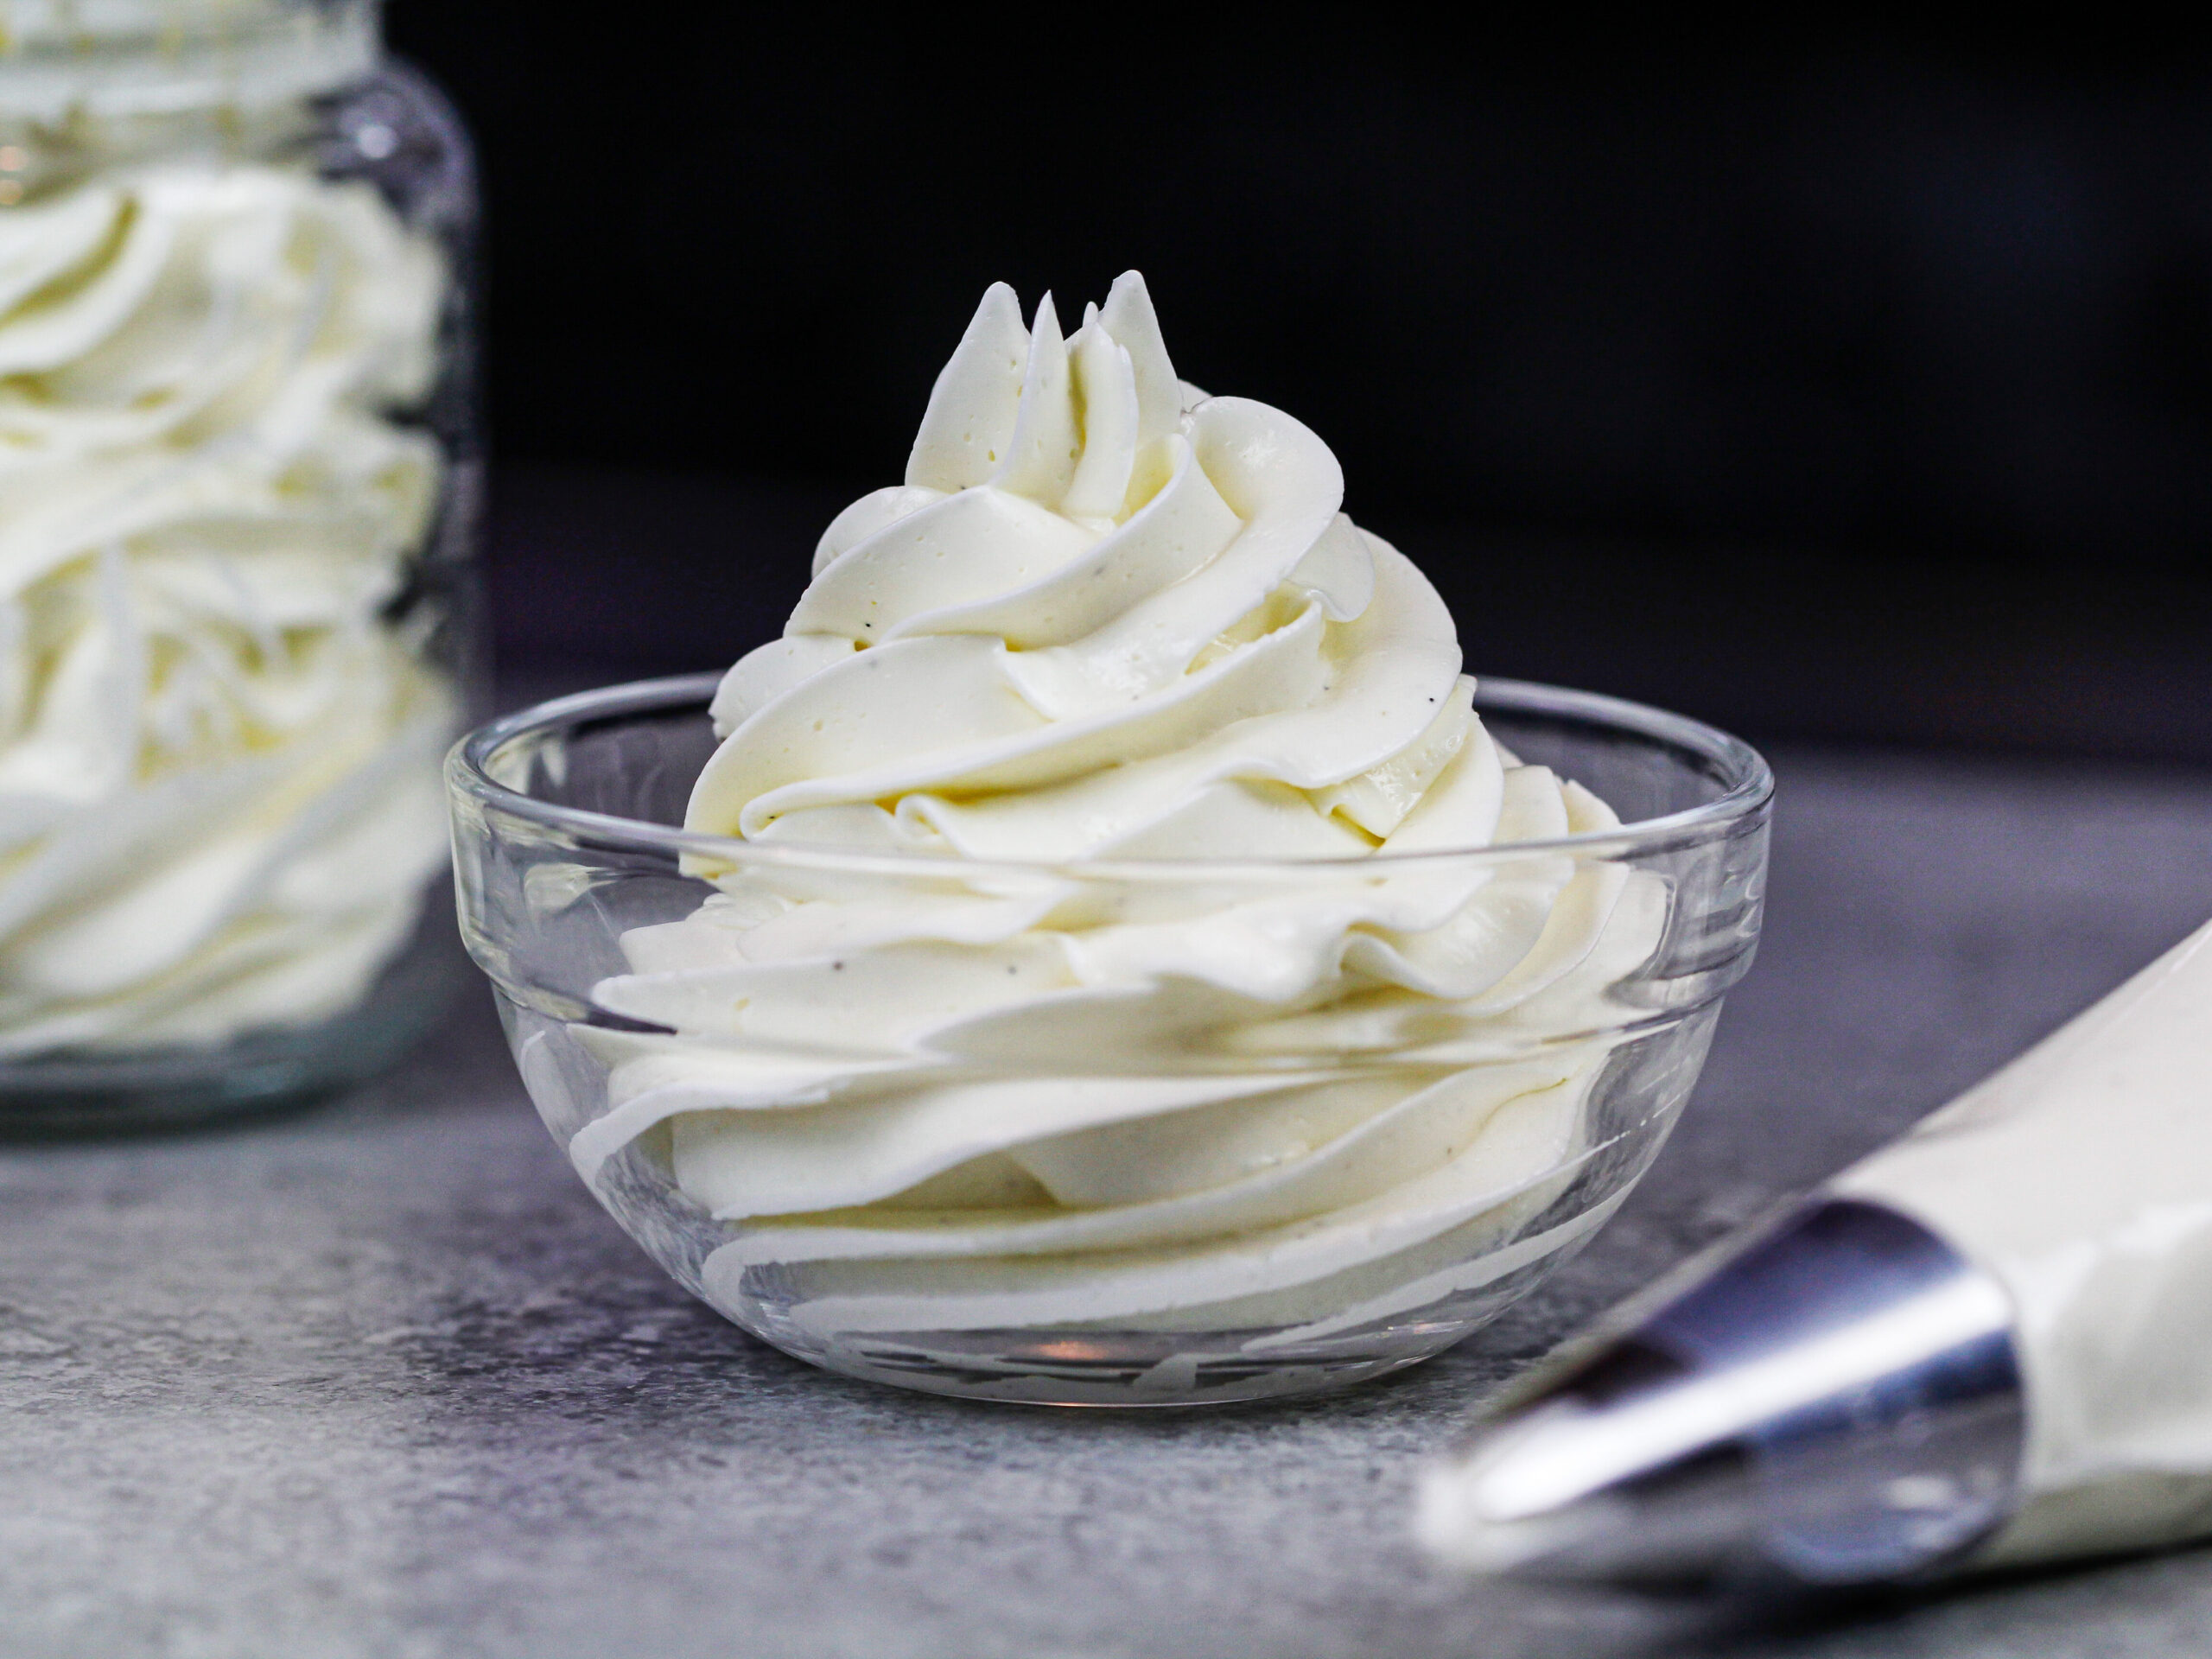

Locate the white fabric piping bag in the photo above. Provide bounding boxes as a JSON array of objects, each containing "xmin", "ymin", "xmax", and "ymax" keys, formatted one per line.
[{"xmin": 1419, "ymin": 916, "xmax": 2212, "ymax": 1586}]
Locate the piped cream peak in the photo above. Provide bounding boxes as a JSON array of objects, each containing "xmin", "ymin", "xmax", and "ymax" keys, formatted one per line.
[
  {"xmin": 692, "ymin": 271, "xmax": 1455, "ymax": 854},
  {"xmin": 905, "ymin": 273, "xmax": 1185, "ymax": 527}
]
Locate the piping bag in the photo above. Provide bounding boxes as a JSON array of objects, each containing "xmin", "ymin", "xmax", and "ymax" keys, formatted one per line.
[{"xmin": 1419, "ymin": 915, "xmax": 2212, "ymax": 1587}]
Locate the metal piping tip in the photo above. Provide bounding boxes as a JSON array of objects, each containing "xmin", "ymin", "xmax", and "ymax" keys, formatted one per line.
[{"xmin": 1419, "ymin": 1198, "xmax": 2025, "ymax": 1588}]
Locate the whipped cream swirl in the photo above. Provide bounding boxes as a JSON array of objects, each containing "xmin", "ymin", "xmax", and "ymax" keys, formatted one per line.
[
  {"xmin": 581, "ymin": 275, "xmax": 1665, "ymax": 1342},
  {"xmin": 0, "ymin": 162, "xmax": 453, "ymax": 1057}
]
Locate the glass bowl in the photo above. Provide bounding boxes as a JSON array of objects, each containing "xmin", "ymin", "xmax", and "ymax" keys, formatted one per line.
[{"xmin": 448, "ymin": 674, "xmax": 1770, "ymax": 1406}]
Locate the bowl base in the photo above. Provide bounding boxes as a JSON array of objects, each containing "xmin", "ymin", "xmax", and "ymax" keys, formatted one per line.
[
  {"xmin": 710, "ymin": 1253, "xmax": 1578, "ymax": 1407},
  {"xmin": 803, "ymin": 1330, "xmax": 1454, "ymax": 1408}
]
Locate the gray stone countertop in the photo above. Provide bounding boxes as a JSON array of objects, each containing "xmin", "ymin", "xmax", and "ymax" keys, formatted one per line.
[{"xmin": 5, "ymin": 741, "xmax": 2212, "ymax": 1659}]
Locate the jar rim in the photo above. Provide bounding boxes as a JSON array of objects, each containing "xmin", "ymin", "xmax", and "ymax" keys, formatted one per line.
[
  {"xmin": 0, "ymin": 0, "xmax": 377, "ymax": 123},
  {"xmin": 448, "ymin": 672, "xmax": 1775, "ymax": 880}
]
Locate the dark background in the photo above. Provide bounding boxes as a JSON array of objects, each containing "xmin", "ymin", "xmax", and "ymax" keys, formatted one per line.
[{"xmin": 389, "ymin": 9, "xmax": 2212, "ymax": 760}]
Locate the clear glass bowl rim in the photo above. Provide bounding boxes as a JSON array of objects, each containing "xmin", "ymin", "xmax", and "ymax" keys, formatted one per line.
[{"xmin": 448, "ymin": 672, "xmax": 1773, "ymax": 881}]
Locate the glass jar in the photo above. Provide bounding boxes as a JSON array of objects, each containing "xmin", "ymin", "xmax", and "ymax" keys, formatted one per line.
[
  {"xmin": 0, "ymin": 1, "xmax": 479, "ymax": 1130},
  {"xmin": 450, "ymin": 676, "xmax": 1771, "ymax": 1407}
]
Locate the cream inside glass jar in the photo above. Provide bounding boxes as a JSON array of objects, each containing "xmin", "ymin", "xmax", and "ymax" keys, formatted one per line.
[{"xmin": 0, "ymin": 0, "xmax": 479, "ymax": 1126}]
